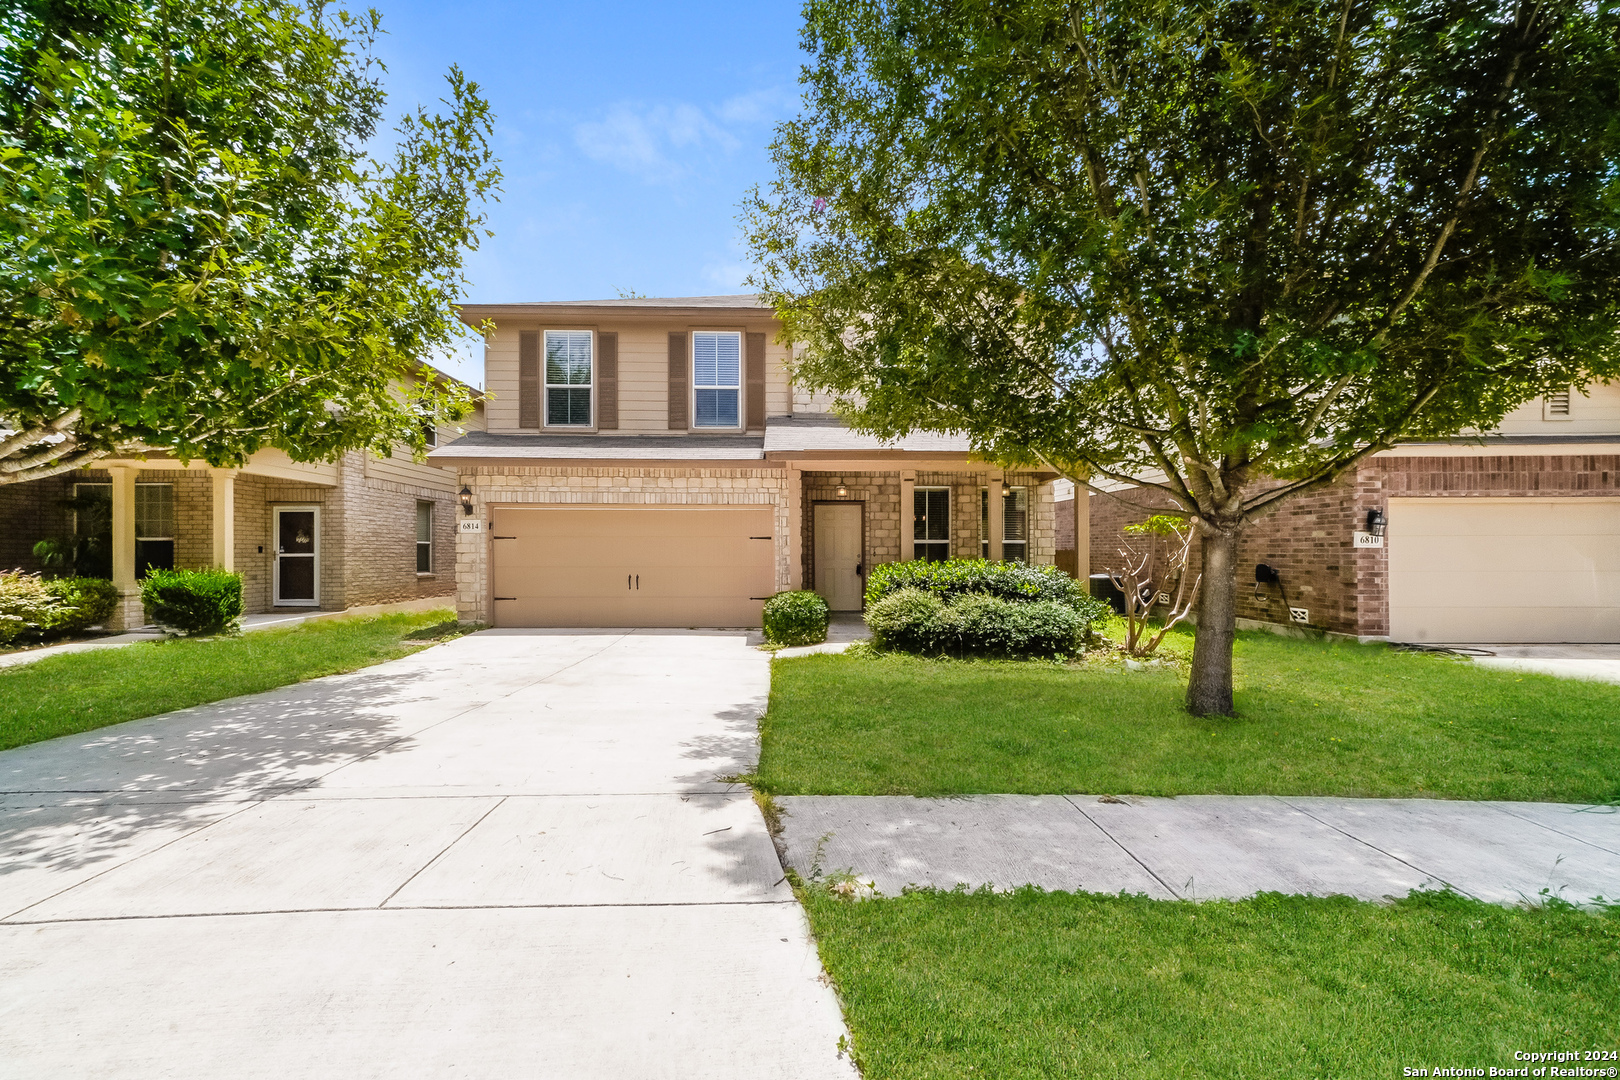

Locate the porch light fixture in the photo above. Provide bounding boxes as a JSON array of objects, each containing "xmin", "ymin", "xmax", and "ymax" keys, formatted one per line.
[
  {"xmin": 459, "ymin": 485, "xmax": 474, "ymax": 516},
  {"xmin": 835, "ymin": 479, "xmax": 848, "ymax": 498},
  {"xmin": 1365, "ymin": 508, "xmax": 1387, "ymax": 538}
]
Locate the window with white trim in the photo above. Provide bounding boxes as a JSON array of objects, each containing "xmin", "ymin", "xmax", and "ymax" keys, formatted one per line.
[
  {"xmin": 692, "ymin": 331, "xmax": 741, "ymax": 428},
  {"xmin": 415, "ymin": 501, "xmax": 433, "ymax": 573},
  {"xmin": 135, "ymin": 482, "xmax": 175, "ymax": 575},
  {"xmin": 913, "ymin": 487, "xmax": 950, "ymax": 562},
  {"xmin": 980, "ymin": 486, "xmax": 1029, "ymax": 563},
  {"xmin": 544, "ymin": 330, "xmax": 593, "ymax": 426}
]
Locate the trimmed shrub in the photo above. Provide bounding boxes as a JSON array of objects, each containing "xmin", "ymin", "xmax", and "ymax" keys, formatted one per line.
[
  {"xmin": 763, "ymin": 590, "xmax": 831, "ymax": 646},
  {"xmin": 42, "ymin": 577, "xmax": 120, "ymax": 634},
  {"xmin": 140, "ymin": 568, "xmax": 244, "ymax": 636},
  {"xmin": 865, "ymin": 587, "xmax": 949, "ymax": 653},
  {"xmin": 944, "ymin": 594, "xmax": 1085, "ymax": 657},
  {"xmin": 866, "ymin": 558, "xmax": 1095, "ymax": 610},
  {"xmin": 0, "ymin": 572, "xmax": 55, "ymax": 647}
]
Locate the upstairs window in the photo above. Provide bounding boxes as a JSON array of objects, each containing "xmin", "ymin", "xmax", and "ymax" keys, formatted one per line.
[
  {"xmin": 692, "ymin": 331, "xmax": 741, "ymax": 428},
  {"xmin": 545, "ymin": 330, "xmax": 593, "ymax": 426},
  {"xmin": 913, "ymin": 487, "xmax": 950, "ymax": 562}
]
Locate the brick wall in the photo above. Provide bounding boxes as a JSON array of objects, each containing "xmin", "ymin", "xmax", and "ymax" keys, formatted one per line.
[
  {"xmin": 1091, "ymin": 453, "xmax": 1620, "ymax": 638},
  {"xmin": 1055, "ymin": 496, "xmax": 1075, "ymax": 550},
  {"xmin": 452, "ymin": 465, "xmax": 791, "ymax": 624},
  {"xmin": 0, "ymin": 473, "xmax": 78, "ymax": 572},
  {"xmin": 336, "ymin": 449, "xmax": 459, "ymax": 610}
]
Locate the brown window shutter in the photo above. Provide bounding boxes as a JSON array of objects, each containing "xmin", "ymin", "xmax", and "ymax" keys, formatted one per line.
[
  {"xmin": 518, "ymin": 331, "xmax": 540, "ymax": 429},
  {"xmin": 597, "ymin": 331, "xmax": 619, "ymax": 430},
  {"xmin": 667, "ymin": 332, "xmax": 688, "ymax": 430},
  {"xmin": 745, "ymin": 332, "xmax": 766, "ymax": 430}
]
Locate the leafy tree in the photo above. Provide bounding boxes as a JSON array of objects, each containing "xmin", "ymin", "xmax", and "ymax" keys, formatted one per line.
[
  {"xmin": 0, "ymin": 0, "xmax": 498, "ymax": 485},
  {"xmin": 746, "ymin": 0, "xmax": 1620, "ymax": 714}
]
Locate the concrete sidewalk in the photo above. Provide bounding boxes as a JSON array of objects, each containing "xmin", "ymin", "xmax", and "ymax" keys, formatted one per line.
[
  {"xmin": 0, "ymin": 630, "xmax": 854, "ymax": 1079},
  {"xmin": 777, "ymin": 794, "xmax": 1620, "ymax": 905},
  {"xmin": 0, "ymin": 596, "xmax": 453, "ymax": 671}
]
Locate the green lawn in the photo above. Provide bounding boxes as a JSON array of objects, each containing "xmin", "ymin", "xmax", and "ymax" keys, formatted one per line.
[
  {"xmin": 803, "ymin": 888, "xmax": 1620, "ymax": 1080},
  {"xmin": 757, "ymin": 629, "xmax": 1620, "ymax": 802},
  {"xmin": 0, "ymin": 610, "xmax": 466, "ymax": 752}
]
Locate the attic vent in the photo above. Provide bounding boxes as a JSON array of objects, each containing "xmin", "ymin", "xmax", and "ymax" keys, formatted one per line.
[{"xmin": 1546, "ymin": 388, "xmax": 1572, "ymax": 416}]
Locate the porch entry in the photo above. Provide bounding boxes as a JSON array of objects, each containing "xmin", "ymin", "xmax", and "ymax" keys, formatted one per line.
[
  {"xmin": 274, "ymin": 506, "xmax": 319, "ymax": 606},
  {"xmin": 813, "ymin": 502, "xmax": 864, "ymax": 611}
]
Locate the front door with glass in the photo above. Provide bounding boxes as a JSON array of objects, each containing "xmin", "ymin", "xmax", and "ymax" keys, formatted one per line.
[{"xmin": 274, "ymin": 508, "xmax": 319, "ymax": 606}]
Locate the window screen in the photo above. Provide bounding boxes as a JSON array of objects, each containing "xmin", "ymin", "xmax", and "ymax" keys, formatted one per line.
[
  {"xmin": 692, "ymin": 331, "xmax": 741, "ymax": 428},
  {"xmin": 914, "ymin": 488, "xmax": 950, "ymax": 562},
  {"xmin": 545, "ymin": 330, "xmax": 593, "ymax": 426},
  {"xmin": 415, "ymin": 501, "xmax": 433, "ymax": 573}
]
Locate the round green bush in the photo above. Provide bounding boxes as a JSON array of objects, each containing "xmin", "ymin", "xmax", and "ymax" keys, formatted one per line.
[
  {"xmin": 865, "ymin": 558, "xmax": 1098, "ymax": 611},
  {"xmin": 140, "ymin": 568, "xmax": 244, "ymax": 636},
  {"xmin": 865, "ymin": 587, "xmax": 948, "ymax": 653},
  {"xmin": 762, "ymin": 590, "xmax": 830, "ymax": 646},
  {"xmin": 43, "ymin": 577, "xmax": 120, "ymax": 633}
]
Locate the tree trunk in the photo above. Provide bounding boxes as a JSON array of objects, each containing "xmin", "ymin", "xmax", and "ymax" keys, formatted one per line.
[{"xmin": 1186, "ymin": 526, "xmax": 1239, "ymax": 716}]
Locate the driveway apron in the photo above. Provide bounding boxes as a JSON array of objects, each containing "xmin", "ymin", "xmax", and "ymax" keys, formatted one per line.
[{"xmin": 0, "ymin": 629, "xmax": 855, "ymax": 1080}]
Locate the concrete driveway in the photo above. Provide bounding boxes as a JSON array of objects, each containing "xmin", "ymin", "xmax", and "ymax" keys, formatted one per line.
[{"xmin": 0, "ymin": 630, "xmax": 855, "ymax": 1080}]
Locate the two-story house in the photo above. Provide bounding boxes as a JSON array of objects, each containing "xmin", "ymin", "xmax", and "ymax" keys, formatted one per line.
[{"xmin": 431, "ymin": 295, "xmax": 1066, "ymax": 627}]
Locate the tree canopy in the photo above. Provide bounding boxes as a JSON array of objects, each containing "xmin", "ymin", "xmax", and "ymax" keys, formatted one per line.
[
  {"xmin": 0, "ymin": 0, "xmax": 499, "ymax": 484},
  {"xmin": 746, "ymin": 0, "xmax": 1620, "ymax": 713}
]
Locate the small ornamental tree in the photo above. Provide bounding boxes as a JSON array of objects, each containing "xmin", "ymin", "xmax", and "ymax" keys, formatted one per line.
[
  {"xmin": 746, "ymin": 0, "xmax": 1620, "ymax": 714},
  {"xmin": 0, "ymin": 0, "xmax": 499, "ymax": 484}
]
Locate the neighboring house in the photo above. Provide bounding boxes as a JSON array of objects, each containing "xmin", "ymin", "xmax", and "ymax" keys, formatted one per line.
[
  {"xmin": 0, "ymin": 381, "xmax": 484, "ymax": 631},
  {"xmin": 430, "ymin": 295, "xmax": 1065, "ymax": 628},
  {"xmin": 1085, "ymin": 383, "xmax": 1620, "ymax": 644}
]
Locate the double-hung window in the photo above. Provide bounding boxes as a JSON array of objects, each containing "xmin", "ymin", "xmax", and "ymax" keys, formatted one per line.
[
  {"xmin": 913, "ymin": 487, "xmax": 950, "ymax": 562},
  {"xmin": 545, "ymin": 330, "xmax": 593, "ymax": 427},
  {"xmin": 415, "ymin": 501, "xmax": 434, "ymax": 573},
  {"xmin": 135, "ymin": 483, "xmax": 175, "ymax": 575},
  {"xmin": 692, "ymin": 331, "xmax": 741, "ymax": 428},
  {"xmin": 980, "ymin": 486, "xmax": 1029, "ymax": 563}
]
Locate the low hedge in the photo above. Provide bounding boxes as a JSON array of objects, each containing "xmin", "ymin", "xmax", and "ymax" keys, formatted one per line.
[
  {"xmin": 763, "ymin": 590, "xmax": 830, "ymax": 646},
  {"xmin": 865, "ymin": 558, "xmax": 1099, "ymax": 611},
  {"xmin": 140, "ymin": 568, "xmax": 244, "ymax": 636},
  {"xmin": 866, "ymin": 587, "xmax": 1087, "ymax": 658},
  {"xmin": 0, "ymin": 573, "xmax": 122, "ymax": 647}
]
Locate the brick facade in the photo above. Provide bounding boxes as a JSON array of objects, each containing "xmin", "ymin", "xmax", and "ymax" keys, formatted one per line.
[
  {"xmin": 1090, "ymin": 452, "xmax": 1620, "ymax": 639},
  {"xmin": 0, "ymin": 449, "xmax": 458, "ymax": 618}
]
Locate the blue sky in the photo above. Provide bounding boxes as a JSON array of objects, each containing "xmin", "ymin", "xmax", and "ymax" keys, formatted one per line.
[{"xmin": 369, "ymin": 1, "xmax": 808, "ymax": 385}]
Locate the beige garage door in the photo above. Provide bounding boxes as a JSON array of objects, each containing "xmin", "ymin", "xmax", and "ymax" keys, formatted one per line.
[
  {"xmin": 1388, "ymin": 498, "xmax": 1620, "ymax": 643},
  {"xmin": 490, "ymin": 506, "xmax": 776, "ymax": 628}
]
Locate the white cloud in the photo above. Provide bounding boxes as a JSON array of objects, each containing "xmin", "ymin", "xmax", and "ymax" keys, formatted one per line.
[{"xmin": 572, "ymin": 91, "xmax": 786, "ymax": 181}]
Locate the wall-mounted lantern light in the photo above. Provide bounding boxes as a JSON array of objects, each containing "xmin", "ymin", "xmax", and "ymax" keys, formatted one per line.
[
  {"xmin": 459, "ymin": 485, "xmax": 474, "ymax": 516},
  {"xmin": 835, "ymin": 478, "xmax": 848, "ymax": 498},
  {"xmin": 1365, "ymin": 508, "xmax": 1387, "ymax": 538}
]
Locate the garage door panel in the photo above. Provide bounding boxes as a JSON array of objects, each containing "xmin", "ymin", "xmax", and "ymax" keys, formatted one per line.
[
  {"xmin": 1388, "ymin": 498, "xmax": 1620, "ymax": 643},
  {"xmin": 489, "ymin": 506, "xmax": 774, "ymax": 628}
]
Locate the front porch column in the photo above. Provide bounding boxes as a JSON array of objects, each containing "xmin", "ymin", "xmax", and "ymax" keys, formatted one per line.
[
  {"xmin": 107, "ymin": 465, "xmax": 143, "ymax": 631},
  {"xmin": 987, "ymin": 471, "xmax": 1005, "ymax": 561},
  {"xmin": 1074, "ymin": 479, "xmax": 1090, "ymax": 582},
  {"xmin": 210, "ymin": 469, "xmax": 237, "ymax": 570},
  {"xmin": 899, "ymin": 470, "xmax": 915, "ymax": 562},
  {"xmin": 786, "ymin": 465, "xmax": 803, "ymax": 590}
]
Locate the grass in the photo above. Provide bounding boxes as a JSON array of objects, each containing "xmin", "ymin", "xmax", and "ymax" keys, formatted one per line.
[
  {"xmin": 0, "ymin": 610, "xmax": 470, "ymax": 752},
  {"xmin": 757, "ymin": 625, "xmax": 1620, "ymax": 802},
  {"xmin": 802, "ymin": 887, "xmax": 1620, "ymax": 1080}
]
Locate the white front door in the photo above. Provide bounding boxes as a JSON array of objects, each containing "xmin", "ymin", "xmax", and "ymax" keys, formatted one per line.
[
  {"xmin": 814, "ymin": 502, "xmax": 864, "ymax": 611},
  {"xmin": 274, "ymin": 507, "xmax": 319, "ymax": 606}
]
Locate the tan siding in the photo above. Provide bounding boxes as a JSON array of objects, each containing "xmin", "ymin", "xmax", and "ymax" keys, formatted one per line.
[
  {"xmin": 616, "ymin": 328, "xmax": 672, "ymax": 431},
  {"xmin": 365, "ymin": 447, "xmax": 460, "ymax": 492},
  {"xmin": 1493, "ymin": 378, "xmax": 1620, "ymax": 435},
  {"xmin": 767, "ymin": 339, "xmax": 793, "ymax": 416},
  {"xmin": 484, "ymin": 329, "xmax": 521, "ymax": 431}
]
